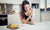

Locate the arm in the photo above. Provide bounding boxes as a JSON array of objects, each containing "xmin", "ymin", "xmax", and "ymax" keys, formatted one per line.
[
  {"xmin": 19, "ymin": 12, "xmax": 31, "ymax": 24},
  {"xmin": 31, "ymin": 11, "xmax": 35, "ymax": 24},
  {"xmin": 24, "ymin": 15, "xmax": 31, "ymax": 24}
]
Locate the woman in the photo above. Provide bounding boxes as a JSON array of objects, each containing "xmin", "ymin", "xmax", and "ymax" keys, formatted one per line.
[{"xmin": 19, "ymin": 1, "xmax": 35, "ymax": 24}]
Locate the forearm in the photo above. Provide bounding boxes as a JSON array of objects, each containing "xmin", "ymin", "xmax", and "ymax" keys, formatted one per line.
[
  {"xmin": 31, "ymin": 19, "xmax": 35, "ymax": 24},
  {"xmin": 24, "ymin": 16, "xmax": 31, "ymax": 24}
]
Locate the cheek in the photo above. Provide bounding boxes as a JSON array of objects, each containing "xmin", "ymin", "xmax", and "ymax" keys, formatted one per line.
[{"xmin": 25, "ymin": 8, "xmax": 28, "ymax": 10}]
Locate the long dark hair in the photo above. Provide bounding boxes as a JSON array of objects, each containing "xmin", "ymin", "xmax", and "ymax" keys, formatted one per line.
[{"xmin": 21, "ymin": 0, "xmax": 30, "ymax": 18}]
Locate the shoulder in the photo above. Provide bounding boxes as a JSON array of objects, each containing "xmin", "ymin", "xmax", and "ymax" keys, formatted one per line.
[{"xmin": 19, "ymin": 11, "xmax": 22, "ymax": 15}]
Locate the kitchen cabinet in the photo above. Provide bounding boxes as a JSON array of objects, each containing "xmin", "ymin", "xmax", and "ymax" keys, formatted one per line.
[{"xmin": 0, "ymin": 0, "xmax": 24, "ymax": 4}]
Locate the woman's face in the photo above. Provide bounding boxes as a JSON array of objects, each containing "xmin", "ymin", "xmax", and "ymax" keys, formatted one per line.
[{"xmin": 24, "ymin": 4, "xmax": 30, "ymax": 11}]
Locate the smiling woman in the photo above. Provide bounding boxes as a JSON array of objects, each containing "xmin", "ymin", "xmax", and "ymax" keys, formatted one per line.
[{"xmin": 19, "ymin": 0, "xmax": 35, "ymax": 24}]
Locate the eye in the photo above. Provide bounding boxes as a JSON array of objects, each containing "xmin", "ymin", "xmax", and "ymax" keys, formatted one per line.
[{"xmin": 24, "ymin": 7, "xmax": 27, "ymax": 8}]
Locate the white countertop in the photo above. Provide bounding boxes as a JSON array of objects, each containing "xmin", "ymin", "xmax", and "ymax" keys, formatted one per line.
[{"xmin": 0, "ymin": 22, "xmax": 50, "ymax": 30}]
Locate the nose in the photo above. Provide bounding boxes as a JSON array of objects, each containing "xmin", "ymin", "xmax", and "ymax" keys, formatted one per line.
[{"xmin": 27, "ymin": 7, "xmax": 30, "ymax": 10}]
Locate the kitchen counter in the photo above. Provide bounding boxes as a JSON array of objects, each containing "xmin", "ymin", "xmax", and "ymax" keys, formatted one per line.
[{"xmin": 0, "ymin": 22, "xmax": 50, "ymax": 30}]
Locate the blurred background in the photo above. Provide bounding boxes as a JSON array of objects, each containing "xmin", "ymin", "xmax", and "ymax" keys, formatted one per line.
[
  {"xmin": 0, "ymin": 0, "xmax": 50, "ymax": 30},
  {"xmin": 0, "ymin": 0, "xmax": 50, "ymax": 25}
]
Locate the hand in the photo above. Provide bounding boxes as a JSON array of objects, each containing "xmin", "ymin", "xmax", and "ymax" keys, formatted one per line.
[{"xmin": 28, "ymin": 10, "xmax": 33, "ymax": 16}]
